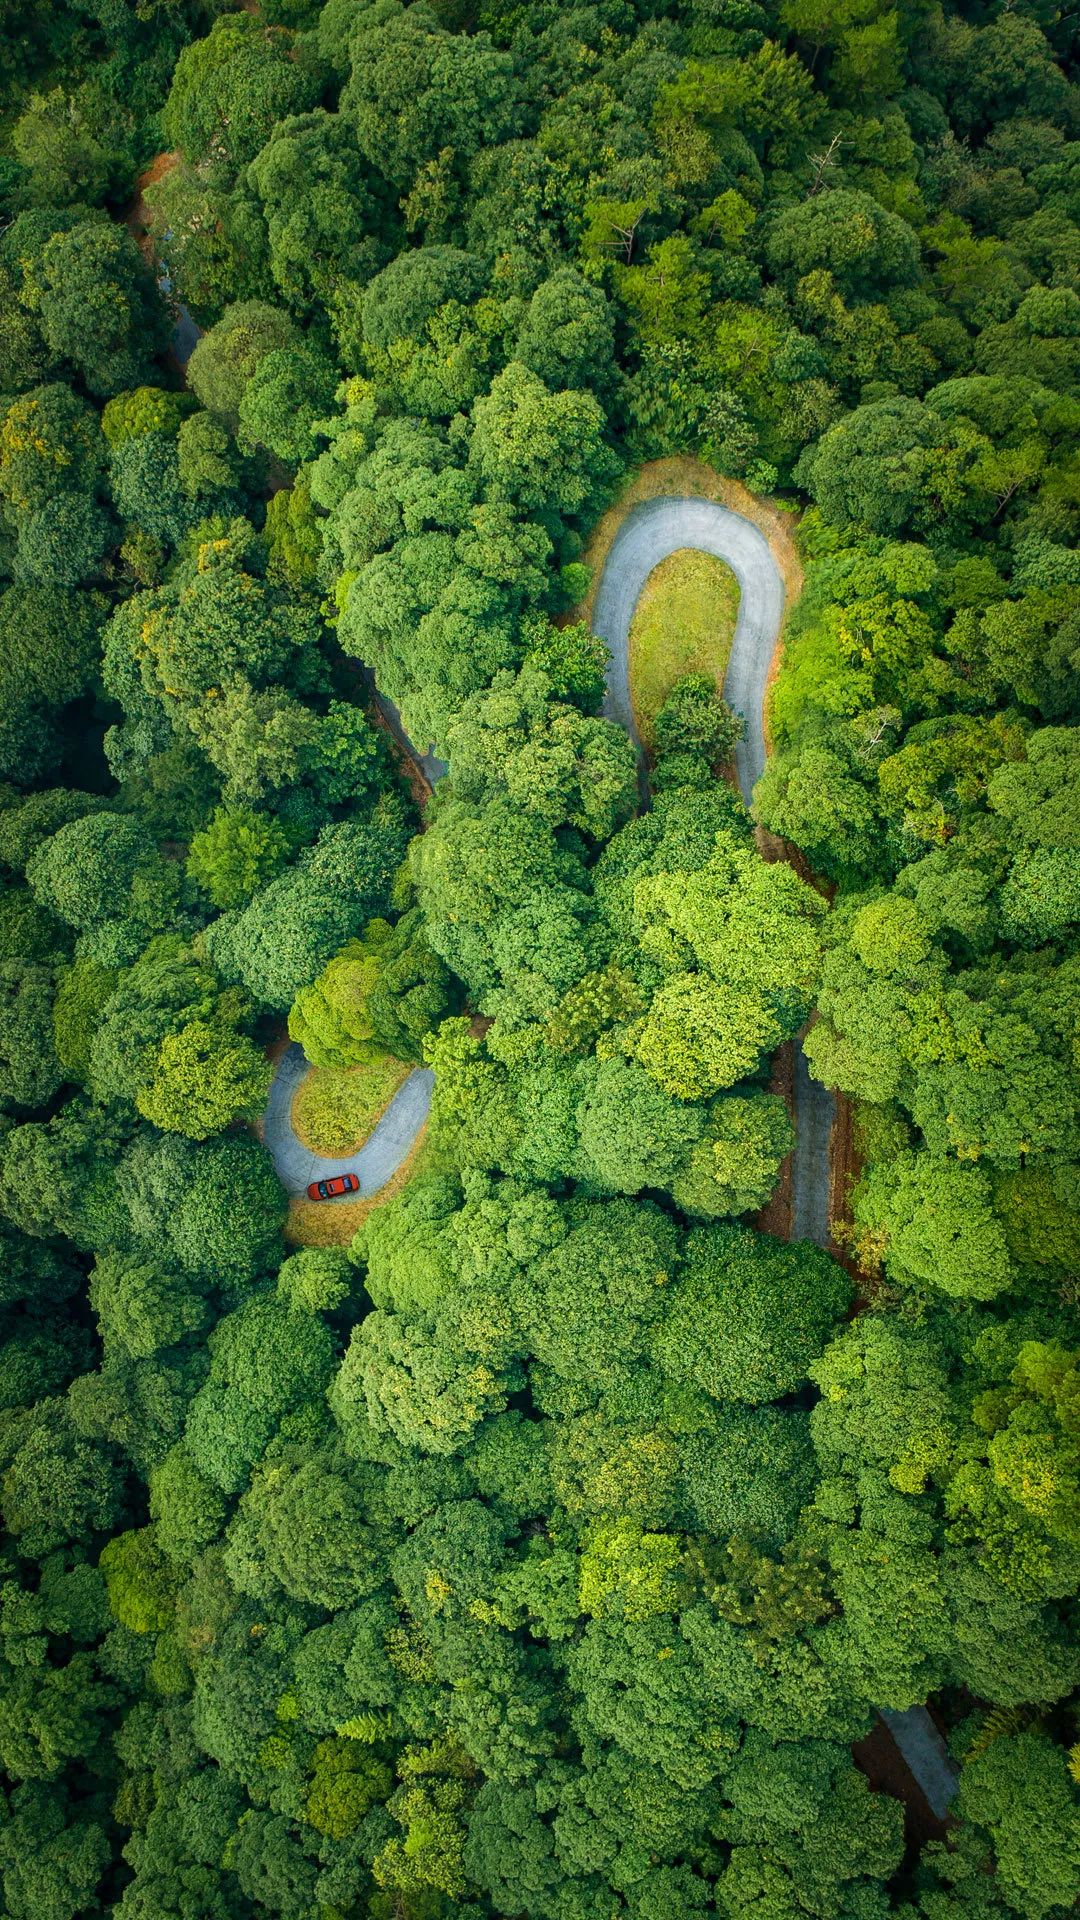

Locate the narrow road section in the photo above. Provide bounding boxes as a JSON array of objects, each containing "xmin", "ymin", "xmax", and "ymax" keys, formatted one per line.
[
  {"xmin": 593, "ymin": 500, "xmax": 956, "ymax": 1814},
  {"xmin": 264, "ymin": 494, "xmax": 834, "ymax": 1232},
  {"xmin": 879, "ymin": 1707, "xmax": 959, "ymax": 1822}
]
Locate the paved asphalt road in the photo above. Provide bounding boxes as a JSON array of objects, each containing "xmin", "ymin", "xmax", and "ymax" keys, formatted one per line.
[
  {"xmin": 593, "ymin": 495, "xmax": 780, "ymax": 803},
  {"xmin": 593, "ymin": 502, "xmax": 955, "ymax": 1809},
  {"xmin": 372, "ymin": 689, "xmax": 448, "ymax": 788},
  {"xmin": 263, "ymin": 493, "xmax": 833, "ymax": 1240},
  {"xmin": 156, "ymin": 189, "xmax": 955, "ymax": 1821},
  {"xmin": 262, "ymin": 1042, "xmax": 434, "ymax": 1198},
  {"xmin": 157, "ymin": 261, "xmax": 201, "ymax": 366}
]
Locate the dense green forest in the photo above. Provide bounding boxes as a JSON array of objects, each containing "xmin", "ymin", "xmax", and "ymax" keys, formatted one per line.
[{"xmin": 1, "ymin": 0, "xmax": 1079, "ymax": 1914}]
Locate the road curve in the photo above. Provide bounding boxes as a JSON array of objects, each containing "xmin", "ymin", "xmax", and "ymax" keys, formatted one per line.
[
  {"xmin": 262, "ymin": 1042, "xmax": 434, "ymax": 1198},
  {"xmin": 591, "ymin": 496, "xmax": 835, "ymax": 1250},
  {"xmin": 594, "ymin": 496, "xmax": 779, "ymax": 804}
]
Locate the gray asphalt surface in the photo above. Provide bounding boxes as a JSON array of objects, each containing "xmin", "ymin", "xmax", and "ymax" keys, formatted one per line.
[
  {"xmin": 373, "ymin": 689, "xmax": 448, "ymax": 788},
  {"xmin": 155, "ymin": 176, "xmax": 955, "ymax": 1817},
  {"xmin": 156, "ymin": 259, "xmax": 201, "ymax": 366},
  {"xmin": 261, "ymin": 494, "xmax": 834, "ymax": 1232},
  {"xmin": 594, "ymin": 501, "xmax": 956, "ymax": 1812},
  {"xmin": 879, "ymin": 1708, "xmax": 958, "ymax": 1819},
  {"xmin": 262, "ymin": 1042, "xmax": 434, "ymax": 1198},
  {"xmin": 593, "ymin": 496, "xmax": 780, "ymax": 802}
]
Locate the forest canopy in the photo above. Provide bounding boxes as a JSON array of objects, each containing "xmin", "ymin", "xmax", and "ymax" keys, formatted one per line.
[{"xmin": 0, "ymin": 2, "xmax": 1079, "ymax": 1918}]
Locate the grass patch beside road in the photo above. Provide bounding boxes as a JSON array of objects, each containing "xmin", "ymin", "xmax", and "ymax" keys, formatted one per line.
[
  {"xmin": 291, "ymin": 1054, "xmax": 410, "ymax": 1157},
  {"xmin": 629, "ymin": 546, "xmax": 739, "ymax": 746}
]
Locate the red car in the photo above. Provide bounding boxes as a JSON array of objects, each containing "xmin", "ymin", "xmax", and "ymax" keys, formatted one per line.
[{"xmin": 307, "ymin": 1173, "xmax": 360, "ymax": 1202}]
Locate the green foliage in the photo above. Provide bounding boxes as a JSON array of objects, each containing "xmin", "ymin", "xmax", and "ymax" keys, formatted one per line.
[
  {"xmin": 0, "ymin": 589, "xmax": 104, "ymax": 783},
  {"xmin": 237, "ymin": 344, "xmax": 339, "ymax": 464},
  {"xmin": 135, "ymin": 1017, "xmax": 271, "ymax": 1141},
  {"xmin": 0, "ymin": 386, "xmax": 109, "ymax": 588},
  {"xmin": 207, "ymin": 806, "xmax": 410, "ymax": 1011},
  {"xmin": 660, "ymin": 1225, "xmax": 851, "ymax": 1404},
  {"xmin": 290, "ymin": 909, "xmax": 459, "ymax": 1068},
  {"xmin": 12, "ymin": 84, "xmax": 120, "ymax": 206},
  {"xmin": 654, "ymin": 672, "xmax": 744, "ymax": 765},
  {"xmin": 799, "ymin": 396, "xmax": 992, "ymax": 537},
  {"xmin": 187, "ymin": 300, "xmax": 299, "ymax": 423},
  {"xmin": 523, "ymin": 617, "xmax": 608, "ymax": 712},
  {"xmin": 89, "ymin": 1249, "xmax": 207, "ymax": 1361},
  {"xmin": 339, "ymin": 1, "xmax": 520, "ymax": 189},
  {"xmin": 186, "ymin": 806, "xmax": 289, "ymax": 910},
  {"xmin": 628, "ymin": 832, "xmax": 826, "ymax": 1099},
  {"xmin": 575, "ymin": 1055, "xmax": 704, "ymax": 1193},
  {"xmin": 0, "ymin": 959, "xmax": 62, "ymax": 1111},
  {"xmin": 952, "ymin": 1731, "xmax": 1080, "ymax": 1919},
  {"xmin": 949, "ymin": 1340, "xmax": 1080, "ymax": 1596},
  {"xmin": 1, "ymin": 1398, "xmax": 122, "ymax": 1557},
  {"xmin": 120, "ymin": 1127, "xmax": 286, "ymax": 1291},
  {"xmin": 766, "ymin": 189, "xmax": 920, "ymax": 298},
  {"xmin": 444, "ymin": 664, "xmax": 638, "ymax": 841},
  {"xmin": 247, "ymin": 107, "xmax": 384, "ymax": 315},
  {"xmin": 362, "ymin": 245, "xmax": 487, "ymax": 353},
  {"xmin": 469, "ymin": 361, "xmax": 620, "ymax": 520},
  {"xmin": 100, "ymin": 1526, "xmax": 179, "ymax": 1634},
  {"xmin": 102, "ymin": 386, "xmax": 191, "ymax": 448},
  {"xmin": 3, "ymin": 0, "xmax": 1080, "ymax": 1910},
  {"xmin": 674, "ymin": 1092, "xmax": 795, "ymax": 1218},
  {"xmin": 854, "ymin": 1151, "xmax": 1016, "ymax": 1299},
  {"xmin": 516, "ymin": 267, "xmax": 615, "ymax": 392},
  {"xmin": 27, "ymin": 812, "xmax": 179, "ymax": 966},
  {"xmin": 162, "ymin": 14, "xmax": 322, "ymax": 178},
  {"xmin": 37, "ymin": 220, "xmax": 168, "ymax": 399},
  {"xmin": 52, "ymin": 955, "xmax": 117, "ymax": 1083}
]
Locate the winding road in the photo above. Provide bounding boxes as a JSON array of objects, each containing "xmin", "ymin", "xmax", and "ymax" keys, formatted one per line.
[
  {"xmin": 158, "ymin": 255, "xmax": 951, "ymax": 1819},
  {"xmin": 265, "ymin": 494, "xmax": 835, "ymax": 1226},
  {"xmin": 260, "ymin": 489, "xmax": 958, "ymax": 1818}
]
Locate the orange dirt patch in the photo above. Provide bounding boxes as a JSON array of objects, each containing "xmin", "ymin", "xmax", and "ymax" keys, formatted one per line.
[{"xmin": 125, "ymin": 150, "xmax": 180, "ymax": 258}]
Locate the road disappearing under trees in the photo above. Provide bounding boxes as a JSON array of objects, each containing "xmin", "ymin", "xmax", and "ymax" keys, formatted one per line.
[{"xmin": 592, "ymin": 494, "xmax": 834, "ymax": 1246}]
